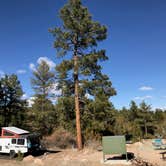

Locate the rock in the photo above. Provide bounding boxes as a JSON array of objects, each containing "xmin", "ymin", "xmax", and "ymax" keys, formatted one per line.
[
  {"xmin": 34, "ymin": 158, "xmax": 44, "ymax": 165},
  {"xmin": 44, "ymin": 152, "xmax": 49, "ymax": 156},
  {"xmin": 133, "ymin": 142, "xmax": 143, "ymax": 147},
  {"xmin": 23, "ymin": 155, "xmax": 34, "ymax": 162}
]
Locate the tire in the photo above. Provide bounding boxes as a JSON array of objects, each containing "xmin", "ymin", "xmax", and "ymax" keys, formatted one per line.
[{"xmin": 10, "ymin": 150, "xmax": 15, "ymax": 159}]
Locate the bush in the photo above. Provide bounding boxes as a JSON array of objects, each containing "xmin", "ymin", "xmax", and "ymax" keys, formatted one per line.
[
  {"xmin": 16, "ymin": 151, "xmax": 24, "ymax": 161},
  {"xmin": 84, "ymin": 139, "xmax": 101, "ymax": 150},
  {"xmin": 43, "ymin": 127, "xmax": 76, "ymax": 149},
  {"xmin": 144, "ymin": 133, "xmax": 154, "ymax": 139}
]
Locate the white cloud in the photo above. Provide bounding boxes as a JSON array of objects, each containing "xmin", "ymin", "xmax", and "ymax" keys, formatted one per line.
[
  {"xmin": 29, "ymin": 57, "xmax": 55, "ymax": 72},
  {"xmin": 139, "ymin": 86, "xmax": 153, "ymax": 91},
  {"xmin": 37, "ymin": 57, "xmax": 55, "ymax": 69},
  {"xmin": 158, "ymin": 107, "xmax": 166, "ymax": 110},
  {"xmin": 17, "ymin": 69, "xmax": 26, "ymax": 74},
  {"xmin": 0, "ymin": 70, "xmax": 5, "ymax": 78},
  {"xmin": 47, "ymin": 83, "xmax": 62, "ymax": 103},
  {"xmin": 21, "ymin": 93, "xmax": 28, "ymax": 100},
  {"xmin": 85, "ymin": 93, "xmax": 93, "ymax": 99},
  {"xmin": 21, "ymin": 94, "xmax": 35, "ymax": 107},
  {"xmin": 85, "ymin": 93, "xmax": 90, "ymax": 99},
  {"xmin": 48, "ymin": 83, "xmax": 61, "ymax": 95},
  {"xmin": 29, "ymin": 63, "xmax": 36, "ymax": 71},
  {"xmin": 24, "ymin": 83, "xmax": 61, "ymax": 106},
  {"xmin": 27, "ymin": 96, "xmax": 36, "ymax": 107},
  {"xmin": 134, "ymin": 95, "xmax": 153, "ymax": 100}
]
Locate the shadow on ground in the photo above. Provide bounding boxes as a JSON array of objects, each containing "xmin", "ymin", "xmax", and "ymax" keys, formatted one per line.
[
  {"xmin": 25, "ymin": 149, "xmax": 61, "ymax": 157},
  {"xmin": 107, "ymin": 152, "xmax": 134, "ymax": 160}
]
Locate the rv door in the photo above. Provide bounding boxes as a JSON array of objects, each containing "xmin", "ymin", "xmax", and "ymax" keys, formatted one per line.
[{"xmin": 10, "ymin": 138, "xmax": 28, "ymax": 154}]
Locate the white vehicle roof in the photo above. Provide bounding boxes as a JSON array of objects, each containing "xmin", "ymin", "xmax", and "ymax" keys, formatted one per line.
[{"xmin": 2, "ymin": 127, "xmax": 29, "ymax": 135}]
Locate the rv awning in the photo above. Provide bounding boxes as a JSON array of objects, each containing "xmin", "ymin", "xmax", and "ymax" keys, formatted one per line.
[{"xmin": 2, "ymin": 127, "xmax": 29, "ymax": 135}]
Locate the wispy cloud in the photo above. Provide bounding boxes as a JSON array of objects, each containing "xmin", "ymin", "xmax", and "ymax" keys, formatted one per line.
[
  {"xmin": 139, "ymin": 86, "xmax": 153, "ymax": 91},
  {"xmin": 37, "ymin": 57, "xmax": 55, "ymax": 69},
  {"xmin": 29, "ymin": 63, "xmax": 36, "ymax": 71},
  {"xmin": 134, "ymin": 95, "xmax": 153, "ymax": 100},
  {"xmin": 17, "ymin": 69, "xmax": 26, "ymax": 74}
]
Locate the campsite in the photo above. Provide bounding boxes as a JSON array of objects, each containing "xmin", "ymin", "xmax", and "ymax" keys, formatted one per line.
[
  {"xmin": 0, "ymin": 0, "xmax": 166, "ymax": 165},
  {"xmin": 0, "ymin": 126, "xmax": 166, "ymax": 166},
  {"xmin": 0, "ymin": 138, "xmax": 166, "ymax": 166}
]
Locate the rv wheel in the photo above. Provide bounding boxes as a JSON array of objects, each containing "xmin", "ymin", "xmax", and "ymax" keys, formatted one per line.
[{"xmin": 10, "ymin": 150, "xmax": 16, "ymax": 159}]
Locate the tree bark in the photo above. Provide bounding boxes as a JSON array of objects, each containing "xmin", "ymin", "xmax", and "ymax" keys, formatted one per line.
[
  {"xmin": 74, "ymin": 54, "xmax": 82, "ymax": 150},
  {"xmin": 145, "ymin": 121, "xmax": 147, "ymax": 138}
]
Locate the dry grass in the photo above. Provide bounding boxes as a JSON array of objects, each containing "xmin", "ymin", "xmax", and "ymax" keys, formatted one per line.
[{"xmin": 43, "ymin": 128, "xmax": 76, "ymax": 149}]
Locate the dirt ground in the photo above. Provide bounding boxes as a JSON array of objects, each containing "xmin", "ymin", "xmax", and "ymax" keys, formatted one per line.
[{"xmin": 0, "ymin": 139, "xmax": 165, "ymax": 166}]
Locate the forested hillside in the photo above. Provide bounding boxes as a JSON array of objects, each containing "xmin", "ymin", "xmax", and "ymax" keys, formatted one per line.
[{"xmin": 0, "ymin": 73, "xmax": 165, "ymax": 144}]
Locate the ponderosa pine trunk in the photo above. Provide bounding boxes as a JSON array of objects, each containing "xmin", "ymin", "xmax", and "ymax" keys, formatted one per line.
[{"xmin": 74, "ymin": 49, "xmax": 82, "ymax": 150}]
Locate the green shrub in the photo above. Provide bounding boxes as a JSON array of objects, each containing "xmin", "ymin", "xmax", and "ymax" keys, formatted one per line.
[{"xmin": 16, "ymin": 151, "xmax": 24, "ymax": 161}]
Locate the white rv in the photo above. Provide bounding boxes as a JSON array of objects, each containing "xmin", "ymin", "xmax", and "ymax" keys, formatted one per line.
[{"xmin": 0, "ymin": 127, "xmax": 40, "ymax": 158}]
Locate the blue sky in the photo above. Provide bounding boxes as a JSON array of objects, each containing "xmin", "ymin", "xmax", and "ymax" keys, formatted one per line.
[{"xmin": 0, "ymin": 0, "xmax": 166, "ymax": 109}]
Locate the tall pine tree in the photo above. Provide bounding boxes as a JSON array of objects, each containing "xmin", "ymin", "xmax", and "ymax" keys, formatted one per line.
[
  {"xmin": 31, "ymin": 60, "xmax": 56, "ymax": 135},
  {"xmin": 50, "ymin": 0, "xmax": 116, "ymax": 149}
]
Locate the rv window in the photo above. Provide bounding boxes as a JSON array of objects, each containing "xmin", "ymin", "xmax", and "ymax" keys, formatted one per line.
[
  {"xmin": 17, "ymin": 139, "xmax": 25, "ymax": 145},
  {"xmin": 4, "ymin": 131, "xmax": 14, "ymax": 136},
  {"xmin": 11, "ymin": 139, "xmax": 16, "ymax": 144}
]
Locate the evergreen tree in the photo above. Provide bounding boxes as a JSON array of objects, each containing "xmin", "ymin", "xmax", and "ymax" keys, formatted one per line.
[
  {"xmin": 31, "ymin": 60, "xmax": 55, "ymax": 101},
  {"xmin": 0, "ymin": 74, "xmax": 26, "ymax": 127},
  {"xmin": 50, "ymin": 0, "xmax": 116, "ymax": 149},
  {"xmin": 81, "ymin": 92, "xmax": 116, "ymax": 140},
  {"xmin": 129, "ymin": 101, "xmax": 139, "ymax": 121},
  {"xmin": 114, "ymin": 109, "xmax": 129, "ymax": 135},
  {"xmin": 153, "ymin": 109, "xmax": 165, "ymax": 136},
  {"xmin": 30, "ymin": 98, "xmax": 56, "ymax": 135},
  {"xmin": 128, "ymin": 101, "xmax": 143, "ymax": 140},
  {"xmin": 55, "ymin": 96, "xmax": 75, "ymax": 132},
  {"xmin": 139, "ymin": 101, "xmax": 153, "ymax": 138},
  {"xmin": 31, "ymin": 60, "xmax": 56, "ymax": 135}
]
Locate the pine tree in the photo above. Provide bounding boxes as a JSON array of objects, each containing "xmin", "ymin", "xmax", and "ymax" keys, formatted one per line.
[
  {"xmin": 154, "ymin": 109, "xmax": 166, "ymax": 136},
  {"xmin": 0, "ymin": 74, "xmax": 26, "ymax": 126},
  {"xmin": 129, "ymin": 101, "xmax": 139, "ymax": 121},
  {"xmin": 139, "ymin": 101, "xmax": 153, "ymax": 138},
  {"xmin": 30, "ymin": 97, "xmax": 56, "ymax": 135},
  {"xmin": 31, "ymin": 60, "xmax": 55, "ymax": 100},
  {"xmin": 128, "ymin": 101, "xmax": 143, "ymax": 140},
  {"xmin": 50, "ymin": 0, "xmax": 116, "ymax": 149},
  {"xmin": 31, "ymin": 60, "xmax": 56, "ymax": 135}
]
